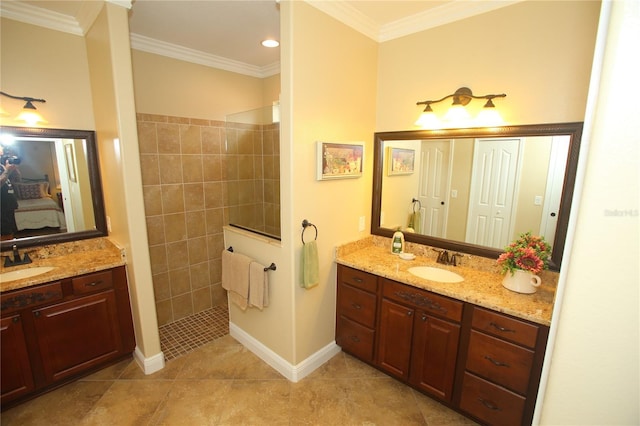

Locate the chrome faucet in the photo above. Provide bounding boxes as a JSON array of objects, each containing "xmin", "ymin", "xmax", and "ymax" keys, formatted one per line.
[
  {"xmin": 4, "ymin": 244, "xmax": 32, "ymax": 267},
  {"xmin": 435, "ymin": 250, "xmax": 462, "ymax": 266}
]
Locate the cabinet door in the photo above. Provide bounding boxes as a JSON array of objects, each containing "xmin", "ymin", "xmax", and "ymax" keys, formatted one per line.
[
  {"xmin": 32, "ymin": 290, "xmax": 123, "ymax": 383},
  {"xmin": 377, "ymin": 298, "xmax": 414, "ymax": 379},
  {"xmin": 410, "ymin": 312, "xmax": 460, "ymax": 402},
  {"xmin": 1, "ymin": 314, "xmax": 35, "ymax": 404}
]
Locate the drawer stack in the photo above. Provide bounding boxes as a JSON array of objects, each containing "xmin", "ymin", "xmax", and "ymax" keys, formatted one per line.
[
  {"xmin": 459, "ymin": 307, "xmax": 548, "ymax": 425},
  {"xmin": 335, "ymin": 266, "xmax": 378, "ymax": 362}
]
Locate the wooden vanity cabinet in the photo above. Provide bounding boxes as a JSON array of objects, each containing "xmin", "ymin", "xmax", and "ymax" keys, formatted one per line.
[
  {"xmin": 378, "ymin": 278, "xmax": 462, "ymax": 402},
  {"xmin": 0, "ymin": 266, "xmax": 135, "ymax": 408},
  {"xmin": 335, "ymin": 264, "xmax": 551, "ymax": 426}
]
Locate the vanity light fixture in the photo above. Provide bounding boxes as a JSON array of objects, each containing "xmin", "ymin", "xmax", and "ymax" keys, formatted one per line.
[
  {"xmin": 415, "ymin": 87, "xmax": 506, "ymax": 129},
  {"xmin": 0, "ymin": 91, "xmax": 47, "ymax": 126}
]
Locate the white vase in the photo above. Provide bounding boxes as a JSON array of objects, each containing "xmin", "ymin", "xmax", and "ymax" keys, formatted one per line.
[{"xmin": 502, "ymin": 269, "xmax": 542, "ymax": 294}]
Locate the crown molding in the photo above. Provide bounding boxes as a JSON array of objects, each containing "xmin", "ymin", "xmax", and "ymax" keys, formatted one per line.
[
  {"xmin": 130, "ymin": 34, "xmax": 280, "ymax": 78},
  {"xmin": 304, "ymin": 1, "xmax": 379, "ymax": 41},
  {"xmin": 378, "ymin": 0, "xmax": 524, "ymax": 42},
  {"xmin": 0, "ymin": 1, "xmax": 82, "ymax": 36},
  {"xmin": 306, "ymin": 0, "xmax": 524, "ymax": 43}
]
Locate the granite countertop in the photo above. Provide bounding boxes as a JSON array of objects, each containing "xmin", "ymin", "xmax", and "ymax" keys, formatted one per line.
[
  {"xmin": 335, "ymin": 237, "xmax": 557, "ymax": 326},
  {"xmin": 0, "ymin": 238, "xmax": 126, "ymax": 293}
]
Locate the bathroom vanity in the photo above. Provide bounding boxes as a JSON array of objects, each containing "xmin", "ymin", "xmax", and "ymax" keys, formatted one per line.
[
  {"xmin": 335, "ymin": 237, "xmax": 555, "ymax": 426},
  {"xmin": 0, "ymin": 239, "xmax": 135, "ymax": 409}
]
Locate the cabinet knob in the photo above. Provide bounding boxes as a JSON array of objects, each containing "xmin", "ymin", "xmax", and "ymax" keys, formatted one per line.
[
  {"xmin": 407, "ymin": 311, "xmax": 413, "ymax": 316},
  {"xmin": 421, "ymin": 314, "xmax": 427, "ymax": 322},
  {"xmin": 34, "ymin": 311, "xmax": 41, "ymax": 317},
  {"xmin": 12, "ymin": 316, "xmax": 20, "ymax": 323}
]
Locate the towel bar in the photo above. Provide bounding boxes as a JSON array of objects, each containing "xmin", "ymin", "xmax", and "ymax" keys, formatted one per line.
[
  {"xmin": 411, "ymin": 198, "xmax": 422, "ymax": 212},
  {"xmin": 301, "ymin": 219, "xmax": 318, "ymax": 244},
  {"xmin": 226, "ymin": 246, "xmax": 276, "ymax": 272}
]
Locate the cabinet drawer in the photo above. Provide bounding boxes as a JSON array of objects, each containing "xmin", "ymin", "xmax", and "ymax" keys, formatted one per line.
[
  {"xmin": 460, "ymin": 372, "xmax": 526, "ymax": 426},
  {"xmin": 466, "ymin": 330, "xmax": 534, "ymax": 395},
  {"xmin": 338, "ymin": 266, "xmax": 377, "ymax": 293},
  {"xmin": 382, "ymin": 279, "xmax": 462, "ymax": 322},
  {"xmin": 1, "ymin": 282, "xmax": 63, "ymax": 315},
  {"xmin": 337, "ymin": 283, "xmax": 376, "ymax": 328},
  {"xmin": 472, "ymin": 307, "xmax": 539, "ymax": 349},
  {"xmin": 336, "ymin": 316, "xmax": 375, "ymax": 362},
  {"xmin": 72, "ymin": 270, "xmax": 113, "ymax": 295}
]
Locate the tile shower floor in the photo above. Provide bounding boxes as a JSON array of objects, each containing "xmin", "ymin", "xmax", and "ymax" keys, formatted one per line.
[
  {"xmin": 159, "ymin": 306, "xmax": 230, "ymax": 361},
  {"xmin": 2, "ymin": 311, "xmax": 479, "ymax": 425}
]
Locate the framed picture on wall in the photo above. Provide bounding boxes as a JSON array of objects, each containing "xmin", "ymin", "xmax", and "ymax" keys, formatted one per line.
[
  {"xmin": 388, "ymin": 147, "xmax": 415, "ymax": 176},
  {"xmin": 316, "ymin": 141, "xmax": 364, "ymax": 180}
]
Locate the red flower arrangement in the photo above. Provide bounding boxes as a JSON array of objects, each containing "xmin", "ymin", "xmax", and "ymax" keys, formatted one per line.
[{"xmin": 497, "ymin": 232, "xmax": 552, "ymax": 275}]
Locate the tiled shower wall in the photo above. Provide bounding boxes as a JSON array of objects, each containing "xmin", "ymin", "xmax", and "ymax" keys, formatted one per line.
[{"xmin": 136, "ymin": 113, "xmax": 280, "ymax": 326}]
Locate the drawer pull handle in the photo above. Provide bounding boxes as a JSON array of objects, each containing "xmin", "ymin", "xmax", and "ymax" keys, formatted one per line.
[
  {"xmin": 12, "ymin": 316, "xmax": 20, "ymax": 323},
  {"xmin": 352, "ymin": 277, "xmax": 363, "ymax": 283},
  {"xmin": 85, "ymin": 281, "xmax": 103, "ymax": 287},
  {"xmin": 478, "ymin": 398, "xmax": 501, "ymax": 411},
  {"xmin": 484, "ymin": 355, "xmax": 510, "ymax": 368},
  {"xmin": 349, "ymin": 335, "xmax": 360, "ymax": 343},
  {"xmin": 351, "ymin": 303, "xmax": 362, "ymax": 310},
  {"xmin": 489, "ymin": 322, "xmax": 515, "ymax": 333},
  {"xmin": 394, "ymin": 291, "xmax": 447, "ymax": 314}
]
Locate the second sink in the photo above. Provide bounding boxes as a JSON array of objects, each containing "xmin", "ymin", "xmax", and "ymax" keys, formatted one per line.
[{"xmin": 408, "ymin": 266, "xmax": 464, "ymax": 283}]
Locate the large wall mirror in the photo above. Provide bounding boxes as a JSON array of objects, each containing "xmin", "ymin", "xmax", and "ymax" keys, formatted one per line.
[
  {"xmin": 372, "ymin": 122, "xmax": 583, "ymax": 271},
  {"xmin": 0, "ymin": 126, "xmax": 107, "ymax": 251}
]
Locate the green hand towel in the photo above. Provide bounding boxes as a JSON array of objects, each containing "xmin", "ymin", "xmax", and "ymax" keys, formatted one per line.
[{"xmin": 302, "ymin": 240, "xmax": 319, "ymax": 289}]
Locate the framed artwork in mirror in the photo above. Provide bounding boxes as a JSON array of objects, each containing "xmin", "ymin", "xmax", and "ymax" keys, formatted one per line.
[
  {"xmin": 388, "ymin": 147, "xmax": 415, "ymax": 175},
  {"xmin": 316, "ymin": 141, "xmax": 364, "ymax": 180}
]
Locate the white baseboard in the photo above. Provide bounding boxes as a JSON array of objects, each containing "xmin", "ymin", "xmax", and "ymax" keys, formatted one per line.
[
  {"xmin": 229, "ymin": 322, "xmax": 341, "ymax": 382},
  {"xmin": 133, "ymin": 346, "xmax": 165, "ymax": 375}
]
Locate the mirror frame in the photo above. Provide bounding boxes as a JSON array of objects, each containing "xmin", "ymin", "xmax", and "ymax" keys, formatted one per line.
[
  {"xmin": 0, "ymin": 126, "xmax": 108, "ymax": 251},
  {"xmin": 372, "ymin": 122, "xmax": 583, "ymax": 271}
]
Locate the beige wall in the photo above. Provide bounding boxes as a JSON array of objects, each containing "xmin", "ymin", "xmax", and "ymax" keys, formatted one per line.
[
  {"xmin": 85, "ymin": 3, "xmax": 160, "ymax": 361},
  {"xmin": 376, "ymin": 1, "xmax": 601, "ymax": 131},
  {"xmin": 287, "ymin": 2, "xmax": 378, "ymax": 361},
  {"xmin": 540, "ymin": 1, "xmax": 639, "ymax": 423},
  {"xmin": 131, "ymin": 50, "xmax": 279, "ymax": 121},
  {"xmin": 0, "ymin": 18, "xmax": 95, "ymax": 130}
]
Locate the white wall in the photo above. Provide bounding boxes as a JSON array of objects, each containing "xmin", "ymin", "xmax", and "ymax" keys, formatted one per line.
[{"xmin": 539, "ymin": 1, "xmax": 639, "ymax": 423}]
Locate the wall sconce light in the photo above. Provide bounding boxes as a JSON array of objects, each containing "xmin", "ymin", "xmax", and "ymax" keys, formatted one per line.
[
  {"xmin": 415, "ymin": 87, "xmax": 506, "ymax": 129},
  {"xmin": 0, "ymin": 91, "xmax": 48, "ymax": 126}
]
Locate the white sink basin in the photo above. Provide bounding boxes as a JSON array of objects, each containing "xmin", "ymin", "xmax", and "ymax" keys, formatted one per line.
[
  {"xmin": 407, "ymin": 266, "xmax": 464, "ymax": 283},
  {"xmin": 0, "ymin": 266, "xmax": 55, "ymax": 283}
]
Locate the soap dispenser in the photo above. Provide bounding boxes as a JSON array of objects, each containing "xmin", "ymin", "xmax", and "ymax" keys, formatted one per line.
[{"xmin": 391, "ymin": 231, "xmax": 405, "ymax": 254}]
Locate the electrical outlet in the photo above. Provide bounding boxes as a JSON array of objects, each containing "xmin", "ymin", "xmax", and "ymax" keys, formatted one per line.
[
  {"xmin": 106, "ymin": 216, "xmax": 112, "ymax": 232},
  {"xmin": 359, "ymin": 216, "xmax": 366, "ymax": 231},
  {"xmin": 451, "ymin": 190, "xmax": 458, "ymax": 198},
  {"xmin": 534, "ymin": 196, "xmax": 543, "ymax": 206}
]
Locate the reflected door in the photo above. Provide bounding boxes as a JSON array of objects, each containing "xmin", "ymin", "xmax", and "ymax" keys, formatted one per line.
[
  {"xmin": 418, "ymin": 140, "xmax": 451, "ymax": 237},
  {"xmin": 466, "ymin": 138, "xmax": 521, "ymax": 248}
]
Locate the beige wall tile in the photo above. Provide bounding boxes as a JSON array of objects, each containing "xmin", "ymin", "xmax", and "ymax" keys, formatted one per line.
[
  {"xmin": 169, "ymin": 267, "xmax": 191, "ymax": 296},
  {"xmin": 180, "ymin": 124, "xmax": 202, "ymax": 154},
  {"xmin": 163, "ymin": 213, "xmax": 187, "ymax": 242},
  {"xmin": 172, "ymin": 293, "xmax": 194, "ymax": 320},
  {"xmin": 143, "ymin": 185, "xmax": 163, "ymax": 216}
]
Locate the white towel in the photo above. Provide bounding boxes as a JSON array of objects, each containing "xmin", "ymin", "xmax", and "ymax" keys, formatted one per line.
[
  {"xmin": 221, "ymin": 249, "xmax": 252, "ymax": 310},
  {"xmin": 249, "ymin": 261, "xmax": 269, "ymax": 310}
]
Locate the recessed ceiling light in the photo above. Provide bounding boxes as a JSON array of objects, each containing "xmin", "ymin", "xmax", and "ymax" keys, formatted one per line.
[{"xmin": 261, "ymin": 39, "xmax": 279, "ymax": 48}]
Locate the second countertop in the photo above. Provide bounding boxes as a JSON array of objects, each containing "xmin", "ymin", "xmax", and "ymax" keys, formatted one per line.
[{"xmin": 336, "ymin": 238, "xmax": 557, "ymax": 326}]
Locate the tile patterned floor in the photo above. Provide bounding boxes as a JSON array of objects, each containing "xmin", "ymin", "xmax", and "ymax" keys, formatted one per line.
[
  {"xmin": 2, "ymin": 316, "xmax": 479, "ymax": 425},
  {"xmin": 159, "ymin": 306, "xmax": 229, "ymax": 360}
]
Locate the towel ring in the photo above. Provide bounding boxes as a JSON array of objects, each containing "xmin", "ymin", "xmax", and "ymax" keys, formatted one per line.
[
  {"xmin": 412, "ymin": 198, "xmax": 422, "ymax": 213},
  {"xmin": 301, "ymin": 219, "xmax": 318, "ymax": 245}
]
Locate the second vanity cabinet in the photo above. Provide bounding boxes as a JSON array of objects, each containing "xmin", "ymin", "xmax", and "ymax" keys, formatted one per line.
[
  {"xmin": 0, "ymin": 266, "xmax": 135, "ymax": 408},
  {"xmin": 335, "ymin": 264, "xmax": 550, "ymax": 426}
]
